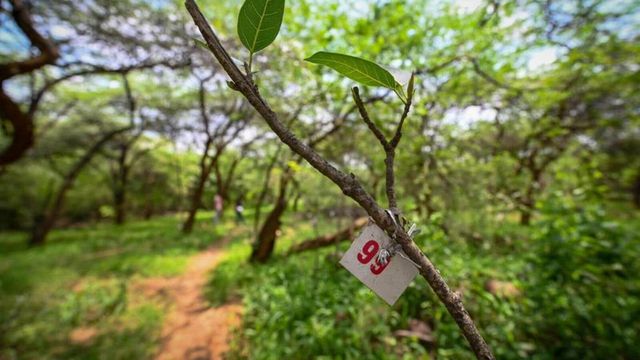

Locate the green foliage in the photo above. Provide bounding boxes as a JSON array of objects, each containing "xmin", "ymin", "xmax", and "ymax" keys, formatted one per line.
[
  {"xmin": 0, "ymin": 213, "xmax": 230, "ymax": 359},
  {"xmin": 205, "ymin": 208, "xmax": 640, "ymax": 359},
  {"xmin": 305, "ymin": 51, "xmax": 406, "ymax": 101},
  {"xmin": 520, "ymin": 198, "xmax": 640, "ymax": 359},
  {"xmin": 237, "ymin": 0, "xmax": 285, "ymax": 55},
  {"xmin": 208, "ymin": 225, "xmax": 431, "ymax": 359},
  {"xmin": 58, "ymin": 278, "xmax": 127, "ymax": 327}
]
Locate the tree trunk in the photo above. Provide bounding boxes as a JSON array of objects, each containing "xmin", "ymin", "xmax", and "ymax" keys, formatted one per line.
[
  {"xmin": 520, "ymin": 168, "xmax": 542, "ymax": 226},
  {"xmin": 519, "ymin": 189, "xmax": 534, "ymax": 225},
  {"xmin": 250, "ymin": 176, "xmax": 289, "ymax": 263},
  {"xmin": 31, "ymin": 180, "xmax": 71, "ymax": 246},
  {"xmin": 114, "ymin": 187, "xmax": 126, "ymax": 224},
  {"xmin": 213, "ymin": 156, "xmax": 241, "ymax": 212},
  {"xmin": 253, "ymin": 146, "xmax": 283, "ymax": 234},
  {"xmin": 182, "ymin": 136, "xmax": 215, "ymax": 233},
  {"xmin": 183, "ymin": 147, "xmax": 221, "ymax": 233},
  {"xmin": 519, "ymin": 208, "xmax": 532, "ymax": 226},
  {"xmin": 182, "ymin": 170, "xmax": 208, "ymax": 233},
  {"xmin": 213, "ymin": 160, "xmax": 226, "ymax": 200}
]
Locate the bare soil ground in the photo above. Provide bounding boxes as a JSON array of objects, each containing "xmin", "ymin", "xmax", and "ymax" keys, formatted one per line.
[{"xmin": 136, "ymin": 240, "xmax": 242, "ymax": 360}]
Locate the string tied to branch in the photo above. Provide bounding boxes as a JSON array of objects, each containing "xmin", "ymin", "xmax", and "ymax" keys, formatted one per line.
[{"xmin": 378, "ymin": 209, "xmax": 421, "ymax": 269}]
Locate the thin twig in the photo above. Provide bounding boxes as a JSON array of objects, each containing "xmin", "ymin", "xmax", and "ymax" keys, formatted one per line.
[
  {"xmin": 351, "ymin": 87, "xmax": 389, "ymax": 150},
  {"xmin": 390, "ymin": 74, "xmax": 415, "ymax": 148},
  {"xmin": 351, "ymin": 74, "xmax": 414, "ymax": 211}
]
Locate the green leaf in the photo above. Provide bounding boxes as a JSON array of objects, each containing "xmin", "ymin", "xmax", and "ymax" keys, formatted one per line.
[
  {"xmin": 305, "ymin": 51, "xmax": 406, "ymax": 101},
  {"xmin": 237, "ymin": 0, "xmax": 285, "ymax": 54}
]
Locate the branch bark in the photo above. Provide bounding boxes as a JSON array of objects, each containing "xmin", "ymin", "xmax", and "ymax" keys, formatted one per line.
[
  {"xmin": 0, "ymin": 0, "xmax": 59, "ymax": 81},
  {"xmin": 184, "ymin": 1, "xmax": 494, "ymax": 358},
  {"xmin": 0, "ymin": 0, "xmax": 59, "ymax": 166}
]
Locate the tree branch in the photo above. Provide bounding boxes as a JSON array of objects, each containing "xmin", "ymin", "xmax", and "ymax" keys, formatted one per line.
[
  {"xmin": 0, "ymin": 88, "xmax": 34, "ymax": 166},
  {"xmin": 351, "ymin": 87, "xmax": 389, "ymax": 150},
  {"xmin": 0, "ymin": 0, "xmax": 59, "ymax": 81},
  {"xmin": 122, "ymin": 74, "xmax": 137, "ymax": 126},
  {"xmin": 28, "ymin": 59, "xmax": 191, "ymax": 118},
  {"xmin": 391, "ymin": 76, "xmax": 414, "ymax": 148},
  {"xmin": 184, "ymin": 1, "xmax": 494, "ymax": 358},
  {"xmin": 0, "ymin": 0, "xmax": 60, "ymax": 166}
]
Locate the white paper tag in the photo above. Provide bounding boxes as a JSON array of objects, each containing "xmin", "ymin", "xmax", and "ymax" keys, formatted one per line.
[{"xmin": 340, "ymin": 222, "xmax": 419, "ymax": 305}]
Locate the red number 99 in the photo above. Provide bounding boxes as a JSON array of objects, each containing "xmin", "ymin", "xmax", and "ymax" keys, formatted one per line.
[{"xmin": 357, "ymin": 240, "xmax": 379, "ymax": 264}]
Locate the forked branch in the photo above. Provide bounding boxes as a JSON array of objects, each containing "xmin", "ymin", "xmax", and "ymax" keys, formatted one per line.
[{"xmin": 351, "ymin": 74, "xmax": 414, "ymax": 212}]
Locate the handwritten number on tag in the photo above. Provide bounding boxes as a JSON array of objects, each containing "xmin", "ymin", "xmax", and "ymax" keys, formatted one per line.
[{"xmin": 356, "ymin": 240, "xmax": 389, "ymax": 275}]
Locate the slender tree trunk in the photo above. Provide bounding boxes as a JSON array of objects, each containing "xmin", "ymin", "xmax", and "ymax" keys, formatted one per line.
[
  {"xmin": 213, "ymin": 156, "xmax": 241, "ymax": 209},
  {"xmin": 113, "ymin": 146, "xmax": 129, "ymax": 225},
  {"xmin": 30, "ymin": 180, "xmax": 71, "ymax": 246},
  {"xmin": 213, "ymin": 160, "xmax": 226, "ymax": 200},
  {"xmin": 520, "ymin": 170, "xmax": 541, "ymax": 226},
  {"xmin": 519, "ymin": 208, "xmax": 532, "ymax": 226},
  {"xmin": 253, "ymin": 146, "xmax": 283, "ymax": 234},
  {"xmin": 182, "ymin": 142, "xmax": 218, "ymax": 233},
  {"xmin": 114, "ymin": 188, "xmax": 126, "ymax": 224},
  {"xmin": 250, "ymin": 175, "xmax": 289, "ymax": 262},
  {"xmin": 519, "ymin": 188, "xmax": 534, "ymax": 225},
  {"xmin": 182, "ymin": 169, "xmax": 210, "ymax": 233}
]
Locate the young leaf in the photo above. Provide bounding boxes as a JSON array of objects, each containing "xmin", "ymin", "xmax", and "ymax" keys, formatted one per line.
[
  {"xmin": 237, "ymin": 0, "xmax": 285, "ymax": 54},
  {"xmin": 305, "ymin": 51, "xmax": 406, "ymax": 102}
]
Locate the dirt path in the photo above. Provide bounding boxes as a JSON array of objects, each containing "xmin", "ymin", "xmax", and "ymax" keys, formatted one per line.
[{"xmin": 135, "ymin": 240, "xmax": 242, "ymax": 360}]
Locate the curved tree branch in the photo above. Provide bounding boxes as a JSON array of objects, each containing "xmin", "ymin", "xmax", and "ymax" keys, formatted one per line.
[
  {"xmin": 0, "ymin": 0, "xmax": 59, "ymax": 81},
  {"xmin": 0, "ymin": 0, "xmax": 59, "ymax": 166}
]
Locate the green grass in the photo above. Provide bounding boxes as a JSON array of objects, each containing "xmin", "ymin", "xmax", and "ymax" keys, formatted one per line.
[
  {"xmin": 206, "ymin": 207, "xmax": 640, "ymax": 360},
  {"xmin": 207, "ymin": 216, "xmax": 525, "ymax": 359},
  {"xmin": 2, "ymin": 204, "xmax": 639, "ymax": 359},
  {"xmin": 0, "ymin": 211, "xmax": 239, "ymax": 360}
]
